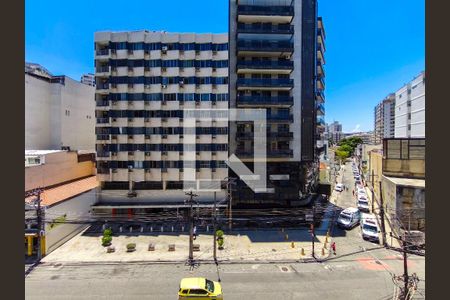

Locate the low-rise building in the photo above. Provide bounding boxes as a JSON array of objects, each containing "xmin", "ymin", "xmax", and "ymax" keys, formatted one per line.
[{"xmin": 25, "ymin": 150, "xmax": 98, "ymax": 257}]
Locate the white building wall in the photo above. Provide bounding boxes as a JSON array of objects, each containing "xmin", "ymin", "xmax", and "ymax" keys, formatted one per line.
[{"xmin": 25, "ymin": 73, "xmax": 96, "ymax": 151}]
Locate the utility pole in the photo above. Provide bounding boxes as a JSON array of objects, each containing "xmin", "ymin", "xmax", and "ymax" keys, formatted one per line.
[
  {"xmin": 185, "ymin": 190, "xmax": 198, "ymax": 262},
  {"xmin": 379, "ymin": 181, "xmax": 386, "ymax": 246},
  {"xmin": 26, "ymin": 188, "xmax": 44, "ymax": 260},
  {"xmin": 226, "ymin": 177, "xmax": 236, "ymax": 230},
  {"xmin": 403, "ymin": 240, "xmax": 409, "ymax": 300},
  {"xmin": 371, "ymin": 169, "xmax": 375, "ymax": 212}
]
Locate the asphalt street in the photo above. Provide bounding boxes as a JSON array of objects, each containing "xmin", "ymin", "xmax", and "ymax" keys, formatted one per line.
[{"xmin": 25, "ymin": 161, "xmax": 425, "ymax": 299}]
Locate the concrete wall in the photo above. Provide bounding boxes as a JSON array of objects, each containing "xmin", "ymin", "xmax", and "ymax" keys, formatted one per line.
[
  {"xmin": 382, "ymin": 158, "xmax": 425, "ymax": 179},
  {"xmin": 368, "ymin": 151, "xmax": 383, "ymax": 199},
  {"xmin": 409, "ymin": 73, "xmax": 425, "ymax": 137},
  {"xmin": 44, "ymin": 189, "xmax": 97, "ymax": 254},
  {"xmin": 25, "ymin": 74, "xmax": 95, "ymax": 151},
  {"xmin": 25, "ymin": 151, "xmax": 95, "ymax": 191}
]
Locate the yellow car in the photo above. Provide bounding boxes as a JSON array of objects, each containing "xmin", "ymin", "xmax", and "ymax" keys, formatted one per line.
[{"xmin": 178, "ymin": 277, "xmax": 223, "ymax": 299}]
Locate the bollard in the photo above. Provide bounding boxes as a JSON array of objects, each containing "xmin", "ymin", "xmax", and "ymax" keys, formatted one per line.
[
  {"xmin": 140, "ymin": 226, "xmax": 143, "ymax": 233},
  {"xmin": 301, "ymin": 248, "xmax": 305, "ymax": 256},
  {"xmin": 119, "ymin": 226, "xmax": 123, "ymax": 233},
  {"xmin": 321, "ymin": 248, "xmax": 325, "ymax": 256},
  {"xmin": 291, "ymin": 242, "xmax": 295, "ymax": 248}
]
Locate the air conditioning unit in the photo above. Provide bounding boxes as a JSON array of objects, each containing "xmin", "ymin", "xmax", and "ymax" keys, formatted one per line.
[
  {"xmin": 212, "ymin": 101, "xmax": 217, "ymax": 106},
  {"xmin": 144, "ymin": 67, "xmax": 150, "ymax": 72},
  {"xmin": 179, "ymin": 135, "xmax": 184, "ymax": 139},
  {"xmin": 196, "ymin": 84, "xmax": 201, "ymax": 89},
  {"xmin": 128, "ymin": 101, "xmax": 133, "ymax": 105},
  {"xmin": 212, "ymin": 84, "xmax": 217, "ymax": 89},
  {"xmin": 128, "ymin": 67, "xmax": 133, "ymax": 72},
  {"xmin": 112, "ymin": 152, "xmax": 117, "ymax": 156},
  {"xmin": 195, "ymin": 67, "xmax": 201, "ymax": 72},
  {"xmin": 195, "ymin": 101, "xmax": 201, "ymax": 105},
  {"xmin": 111, "ymin": 84, "xmax": 117, "ymax": 88},
  {"xmin": 128, "ymin": 135, "xmax": 133, "ymax": 139},
  {"xmin": 196, "ymin": 135, "xmax": 200, "ymax": 139},
  {"xmin": 195, "ymin": 50, "xmax": 200, "ymax": 55},
  {"xmin": 145, "ymin": 152, "xmax": 151, "ymax": 156},
  {"xmin": 112, "ymin": 118, "xmax": 117, "ymax": 122},
  {"xmin": 179, "ymin": 81, "xmax": 184, "ymax": 86},
  {"xmin": 162, "ymin": 46, "xmax": 168, "ymax": 51},
  {"xmin": 145, "ymin": 118, "xmax": 150, "ymax": 122},
  {"xmin": 144, "ymin": 50, "xmax": 150, "ymax": 55},
  {"xmin": 162, "ymin": 100, "xmax": 167, "ymax": 105},
  {"xmin": 179, "ymin": 50, "xmax": 184, "ymax": 54},
  {"xmin": 112, "ymin": 101, "xmax": 118, "ymax": 105},
  {"xmin": 212, "ymin": 168, "xmax": 217, "ymax": 172},
  {"xmin": 128, "ymin": 49, "xmax": 134, "ymax": 54},
  {"xmin": 111, "ymin": 49, "xmax": 116, "ymax": 54},
  {"xmin": 128, "ymin": 151, "xmax": 134, "ymax": 155},
  {"xmin": 145, "ymin": 169, "xmax": 151, "ymax": 173},
  {"xmin": 145, "ymin": 135, "xmax": 151, "ymax": 139},
  {"xmin": 112, "ymin": 135, "xmax": 117, "ymax": 140},
  {"xmin": 212, "ymin": 68, "xmax": 217, "ymax": 72},
  {"xmin": 196, "ymin": 152, "xmax": 200, "ymax": 155},
  {"xmin": 112, "ymin": 168, "xmax": 118, "ymax": 173},
  {"xmin": 162, "ymin": 134, "xmax": 168, "ymax": 139},
  {"xmin": 161, "ymin": 67, "xmax": 167, "ymax": 72},
  {"xmin": 212, "ymin": 135, "xmax": 217, "ymax": 139},
  {"xmin": 162, "ymin": 151, "xmax": 168, "ymax": 155},
  {"xmin": 213, "ymin": 51, "xmax": 218, "ymax": 55},
  {"xmin": 128, "ymin": 118, "xmax": 133, "ymax": 122},
  {"xmin": 161, "ymin": 118, "xmax": 168, "ymax": 122},
  {"xmin": 161, "ymin": 168, "xmax": 168, "ymax": 172},
  {"xmin": 179, "ymin": 67, "xmax": 184, "ymax": 71},
  {"xmin": 145, "ymin": 84, "xmax": 151, "ymax": 89},
  {"xmin": 162, "ymin": 84, "xmax": 167, "ymax": 89}
]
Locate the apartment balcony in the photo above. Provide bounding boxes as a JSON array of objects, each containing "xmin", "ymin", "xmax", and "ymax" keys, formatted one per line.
[
  {"xmin": 237, "ymin": 5, "xmax": 294, "ymax": 23},
  {"xmin": 317, "ymin": 76, "xmax": 325, "ymax": 90},
  {"xmin": 96, "ymin": 83, "xmax": 109, "ymax": 94},
  {"xmin": 237, "ymin": 60, "xmax": 293, "ymax": 74},
  {"xmin": 316, "ymin": 90, "xmax": 325, "ymax": 103},
  {"xmin": 96, "ymin": 100, "xmax": 110, "ymax": 107},
  {"xmin": 317, "ymin": 63, "xmax": 325, "ymax": 78},
  {"xmin": 236, "ymin": 78, "xmax": 293, "ymax": 91},
  {"xmin": 96, "ymin": 134, "xmax": 110, "ymax": 141},
  {"xmin": 235, "ymin": 149, "xmax": 293, "ymax": 158},
  {"xmin": 237, "ymin": 95, "xmax": 293, "ymax": 107},
  {"xmin": 236, "ymin": 131, "xmax": 293, "ymax": 141},
  {"xmin": 237, "ymin": 40, "xmax": 294, "ymax": 56},
  {"xmin": 316, "ymin": 103, "xmax": 325, "ymax": 116},
  {"xmin": 317, "ymin": 116, "xmax": 325, "ymax": 128},
  {"xmin": 317, "ymin": 47, "xmax": 325, "ymax": 65},
  {"xmin": 267, "ymin": 114, "xmax": 294, "ymax": 123},
  {"xmin": 237, "ymin": 23, "xmax": 294, "ymax": 35},
  {"xmin": 96, "ymin": 152, "xmax": 110, "ymax": 161},
  {"xmin": 95, "ymin": 49, "xmax": 110, "ymax": 60},
  {"xmin": 96, "ymin": 66, "xmax": 110, "ymax": 76}
]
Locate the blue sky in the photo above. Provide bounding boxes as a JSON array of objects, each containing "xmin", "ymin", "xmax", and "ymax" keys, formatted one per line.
[{"xmin": 26, "ymin": 0, "xmax": 424, "ymax": 132}]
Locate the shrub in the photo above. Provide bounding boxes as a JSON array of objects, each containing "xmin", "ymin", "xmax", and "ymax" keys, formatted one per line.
[
  {"xmin": 103, "ymin": 228, "xmax": 113, "ymax": 236},
  {"xmin": 102, "ymin": 236, "xmax": 112, "ymax": 246},
  {"xmin": 216, "ymin": 230, "xmax": 224, "ymax": 238},
  {"xmin": 217, "ymin": 238, "xmax": 224, "ymax": 249},
  {"xmin": 126, "ymin": 243, "xmax": 136, "ymax": 251}
]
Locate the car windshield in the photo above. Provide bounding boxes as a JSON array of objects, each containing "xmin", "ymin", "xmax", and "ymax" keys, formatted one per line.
[
  {"xmin": 363, "ymin": 224, "xmax": 378, "ymax": 233},
  {"xmin": 205, "ymin": 279, "xmax": 214, "ymax": 293},
  {"xmin": 340, "ymin": 214, "xmax": 351, "ymax": 221}
]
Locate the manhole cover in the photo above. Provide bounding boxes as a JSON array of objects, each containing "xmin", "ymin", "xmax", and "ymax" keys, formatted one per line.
[{"xmin": 280, "ymin": 266, "xmax": 289, "ymax": 272}]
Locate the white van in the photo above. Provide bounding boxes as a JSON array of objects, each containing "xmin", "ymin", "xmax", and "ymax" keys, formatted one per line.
[
  {"xmin": 360, "ymin": 213, "xmax": 380, "ymax": 243},
  {"xmin": 337, "ymin": 207, "xmax": 361, "ymax": 229}
]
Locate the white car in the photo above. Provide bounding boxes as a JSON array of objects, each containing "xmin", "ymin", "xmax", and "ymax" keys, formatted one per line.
[
  {"xmin": 337, "ymin": 207, "xmax": 361, "ymax": 229},
  {"xmin": 357, "ymin": 198, "xmax": 370, "ymax": 212},
  {"xmin": 334, "ymin": 183, "xmax": 344, "ymax": 192},
  {"xmin": 360, "ymin": 213, "xmax": 380, "ymax": 243}
]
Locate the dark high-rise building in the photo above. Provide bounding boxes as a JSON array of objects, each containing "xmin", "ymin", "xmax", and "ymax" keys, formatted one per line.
[{"xmin": 229, "ymin": 0, "xmax": 326, "ymax": 206}]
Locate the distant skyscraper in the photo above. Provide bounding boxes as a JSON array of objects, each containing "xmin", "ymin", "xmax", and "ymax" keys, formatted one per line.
[
  {"xmin": 328, "ymin": 121, "xmax": 342, "ymax": 144},
  {"xmin": 374, "ymin": 93, "xmax": 395, "ymax": 144},
  {"xmin": 81, "ymin": 73, "xmax": 96, "ymax": 86}
]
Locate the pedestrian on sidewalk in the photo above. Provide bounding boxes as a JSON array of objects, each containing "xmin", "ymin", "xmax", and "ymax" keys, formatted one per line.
[
  {"xmin": 331, "ymin": 242, "xmax": 336, "ymax": 255},
  {"xmin": 193, "ymin": 226, "xmax": 197, "ymax": 240},
  {"xmin": 352, "ymin": 190, "xmax": 355, "ymax": 196}
]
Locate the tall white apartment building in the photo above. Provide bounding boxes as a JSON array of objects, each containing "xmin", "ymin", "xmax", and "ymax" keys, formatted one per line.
[
  {"xmin": 81, "ymin": 73, "xmax": 96, "ymax": 86},
  {"xmin": 94, "ymin": 31, "xmax": 229, "ymax": 209},
  {"xmin": 25, "ymin": 63, "xmax": 96, "ymax": 151},
  {"xmin": 394, "ymin": 71, "xmax": 425, "ymax": 138}
]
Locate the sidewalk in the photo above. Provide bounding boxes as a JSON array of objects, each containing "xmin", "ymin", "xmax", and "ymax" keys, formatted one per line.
[
  {"xmin": 40, "ymin": 227, "xmax": 333, "ymax": 264},
  {"xmin": 363, "ymin": 185, "xmax": 400, "ymax": 248}
]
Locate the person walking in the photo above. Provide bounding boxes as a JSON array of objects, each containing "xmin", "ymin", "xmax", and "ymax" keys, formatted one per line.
[
  {"xmin": 331, "ymin": 241, "xmax": 336, "ymax": 255},
  {"xmin": 352, "ymin": 189, "xmax": 355, "ymax": 196}
]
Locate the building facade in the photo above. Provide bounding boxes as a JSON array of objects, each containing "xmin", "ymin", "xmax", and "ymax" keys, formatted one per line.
[
  {"xmin": 374, "ymin": 93, "xmax": 395, "ymax": 144},
  {"xmin": 328, "ymin": 121, "xmax": 342, "ymax": 144},
  {"xmin": 94, "ymin": 31, "xmax": 229, "ymax": 207},
  {"xmin": 229, "ymin": 0, "xmax": 325, "ymax": 206},
  {"xmin": 25, "ymin": 63, "xmax": 96, "ymax": 151},
  {"xmin": 81, "ymin": 73, "xmax": 96, "ymax": 86},
  {"xmin": 394, "ymin": 71, "xmax": 425, "ymax": 138}
]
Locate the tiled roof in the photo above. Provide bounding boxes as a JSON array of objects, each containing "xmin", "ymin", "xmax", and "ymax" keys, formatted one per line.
[{"xmin": 25, "ymin": 176, "xmax": 99, "ymax": 207}]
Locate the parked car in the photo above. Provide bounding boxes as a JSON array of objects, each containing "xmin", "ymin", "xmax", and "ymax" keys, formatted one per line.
[
  {"xmin": 334, "ymin": 183, "xmax": 344, "ymax": 192},
  {"xmin": 337, "ymin": 207, "xmax": 361, "ymax": 229},
  {"xmin": 360, "ymin": 213, "xmax": 380, "ymax": 243},
  {"xmin": 178, "ymin": 277, "xmax": 223, "ymax": 299},
  {"xmin": 357, "ymin": 198, "xmax": 370, "ymax": 212}
]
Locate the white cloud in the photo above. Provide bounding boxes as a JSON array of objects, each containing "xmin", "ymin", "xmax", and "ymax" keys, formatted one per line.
[{"xmin": 352, "ymin": 124, "xmax": 361, "ymax": 133}]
